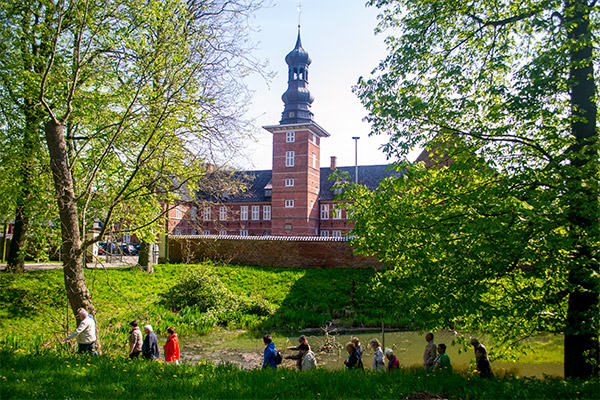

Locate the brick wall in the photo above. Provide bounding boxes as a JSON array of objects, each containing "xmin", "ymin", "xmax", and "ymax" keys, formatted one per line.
[{"xmin": 168, "ymin": 235, "xmax": 382, "ymax": 269}]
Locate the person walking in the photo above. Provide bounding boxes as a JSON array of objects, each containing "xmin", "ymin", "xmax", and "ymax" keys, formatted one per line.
[
  {"xmin": 63, "ymin": 308, "xmax": 97, "ymax": 355},
  {"xmin": 471, "ymin": 337, "xmax": 492, "ymax": 377},
  {"xmin": 369, "ymin": 338, "xmax": 385, "ymax": 371},
  {"xmin": 285, "ymin": 335, "xmax": 316, "ymax": 370},
  {"xmin": 344, "ymin": 341, "xmax": 362, "ymax": 370},
  {"xmin": 385, "ymin": 348, "xmax": 400, "ymax": 371},
  {"xmin": 142, "ymin": 324, "xmax": 159, "ymax": 360},
  {"xmin": 351, "ymin": 337, "xmax": 364, "ymax": 369},
  {"xmin": 430, "ymin": 343, "xmax": 452, "ymax": 372},
  {"xmin": 164, "ymin": 327, "xmax": 180, "ymax": 364},
  {"xmin": 128, "ymin": 320, "xmax": 143, "ymax": 358},
  {"xmin": 262, "ymin": 334, "xmax": 277, "ymax": 369},
  {"xmin": 423, "ymin": 332, "xmax": 436, "ymax": 370}
]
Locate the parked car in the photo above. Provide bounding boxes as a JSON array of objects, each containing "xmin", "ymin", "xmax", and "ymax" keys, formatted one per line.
[{"xmin": 120, "ymin": 243, "xmax": 138, "ymax": 256}]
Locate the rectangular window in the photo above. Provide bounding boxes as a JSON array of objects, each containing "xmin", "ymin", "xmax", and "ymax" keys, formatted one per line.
[
  {"xmin": 219, "ymin": 206, "xmax": 227, "ymax": 221},
  {"xmin": 285, "ymin": 151, "xmax": 294, "ymax": 167},
  {"xmin": 313, "ymin": 133, "xmax": 318, "ymax": 144},
  {"xmin": 174, "ymin": 229, "xmax": 182, "ymax": 235},
  {"xmin": 263, "ymin": 205, "xmax": 271, "ymax": 220},
  {"xmin": 332, "ymin": 230, "xmax": 342, "ymax": 237},
  {"xmin": 203, "ymin": 230, "xmax": 211, "ymax": 235},
  {"xmin": 320, "ymin": 230, "xmax": 329, "ymax": 237},
  {"xmin": 251, "ymin": 205, "xmax": 260, "ymax": 220},
  {"xmin": 285, "ymin": 178, "xmax": 294, "ymax": 187},
  {"xmin": 320, "ymin": 204, "xmax": 329, "ymax": 219},
  {"xmin": 286, "ymin": 131, "xmax": 295, "ymax": 142},
  {"xmin": 191, "ymin": 229, "xmax": 198, "ymax": 235},
  {"xmin": 240, "ymin": 230, "xmax": 248, "ymax": 236},
  {"xmin": 285, "ymin": 200, "xmax": 294, "ymax": 208},
  {"xmin": 312, "ymin": 152, "xmax": 316, "ymax": 168},
  {"xmin": 191, "ymin": 207, "xmax": 197, "ymax": 221},
  {"xmin": 203, "ymin": 207, "xmax": 211, "ymax": 221},
  {"xmin": 333, "ymin": 207, "xmax": 342, "ymax": 220},
  {"xmin": 123, "ymin": 233, "xmax": 131, "ymax": 243},
  {"xmin": 240, "ymin": 206, "xmax": 248, "ymax": 220},
  {"xmin": 175, "ymin": 205, "xmax": 182, "ymax": 219},
  {"xmin": 219, "ymin": 229, "xmax": 227, "ymax": 236}
]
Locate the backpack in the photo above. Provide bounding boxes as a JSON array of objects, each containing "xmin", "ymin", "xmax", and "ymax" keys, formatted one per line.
[
  {"xmin": 301, "ymin": 350, "xmax": 317, "ymax": 370},
  {"xmin": 275, "ymin": 350, "xmax": 283, "ymax": 365}
]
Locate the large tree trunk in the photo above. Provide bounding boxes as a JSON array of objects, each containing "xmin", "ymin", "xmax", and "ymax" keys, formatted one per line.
[
  {"xmin": 44, "ymin": 120, "xmax": 96, "ymax": 319},
  {"xmin": 137, "ymin": 242, "xmax": 154, "ymax": 273},
  {"xmin": 6, "ymin": 203, "xmax": 28, "ymax": 272},
  {"xmin": 563, "ymin": 0, "xmax": 599, "ymax": 379}
]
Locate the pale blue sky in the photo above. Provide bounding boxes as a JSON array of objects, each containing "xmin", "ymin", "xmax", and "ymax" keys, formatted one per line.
[{"xmin": 243, "ymin": 0, "xmax": 401, "ymax": 170}]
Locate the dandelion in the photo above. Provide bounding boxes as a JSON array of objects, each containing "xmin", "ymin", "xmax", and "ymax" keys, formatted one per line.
[
  {"xmin": 86, "ymin": 363, "xmax": 90, "ymax": 366},
  {"xmin": 199, "ymin": 374, "xmax": 203, "ymax": 377},
  {"xmin": 173, "ymin": 375, "xmax": 177, "ymax": 378},
  {"xmin": 281, "ymin": 377, "xmax": 285, "ymax": 380},
  {"xmin": 66, "ymin": 365, "xmax": 70, "ymax": 368},
  {"xmin": 123, "ymin": 370, "xmax": 127, "ymax": 372},
  {"xmin": 136, "ymin": 374, "xmax": 140, "ymax": 377},
  {"xmin": 22, "ymin": 379, "xmax": 26, "ymax": 382}
]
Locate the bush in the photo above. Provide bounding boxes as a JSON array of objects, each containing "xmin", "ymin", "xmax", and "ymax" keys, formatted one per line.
[{"xmin": 161, "ymin": 266, "xmax": 237, "ymax": 313}]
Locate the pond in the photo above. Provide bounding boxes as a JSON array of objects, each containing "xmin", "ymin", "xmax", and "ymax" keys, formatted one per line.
[{"xmin": 179, "ymin": 329, "xmax": 564, "ymax": 378}]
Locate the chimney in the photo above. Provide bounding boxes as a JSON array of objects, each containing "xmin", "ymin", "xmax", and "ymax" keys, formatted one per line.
[{"xmin": 330, "ymin": 156, "xmax": 337, "ymax": 170}]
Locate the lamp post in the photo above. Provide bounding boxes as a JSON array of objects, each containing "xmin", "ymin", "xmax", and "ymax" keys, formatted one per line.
[{"xmin": 352, "ymin": 136, "xmax": 360, "ymax": 184}]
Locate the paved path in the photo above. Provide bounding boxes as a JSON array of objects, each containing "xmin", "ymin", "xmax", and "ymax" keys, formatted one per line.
[{"xmin": 0, "ymin": 256, "xmax": 139, "ymax": 270}]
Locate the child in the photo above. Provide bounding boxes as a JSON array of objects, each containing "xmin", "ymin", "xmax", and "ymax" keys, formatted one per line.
[
  {"xmin": 262, "ymin": 334, "xmax": 277, "ymax": 369},
  {"xmin": 369, "ymin": 338, "xmax": 385, "ymax": 371},
  {"xmin": 163, "ymin": 327, "xmax": 180, "ymax": 365},
  {"xmin": 343, "ymin": 342, "xmax": 361, "ymax": 370},
  {"xmin": 475, "ymin": 347, "xmax": 493, "ymax": 377},
  {"xmin": 430, "ymin": 343, "xmax": 452, "ymax": 372},
  {"xmin": 351, "ymin": 337, "xmax": 364, "ymax": 369}
]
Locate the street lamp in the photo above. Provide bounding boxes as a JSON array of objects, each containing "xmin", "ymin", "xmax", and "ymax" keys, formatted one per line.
[{"xmin": 352, "ymin": 136, "xmax": 360, "ymax": 184}]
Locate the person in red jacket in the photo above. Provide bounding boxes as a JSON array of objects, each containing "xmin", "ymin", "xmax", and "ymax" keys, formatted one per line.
[{"xmin": 163, "ymin": 327, "xmax": 180, "ymax": 365}]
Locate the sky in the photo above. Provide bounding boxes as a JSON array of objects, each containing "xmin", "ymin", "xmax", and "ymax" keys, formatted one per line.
[{"xmin": 242, "ymin": 0, "xmax": 405, "ymax": 170}]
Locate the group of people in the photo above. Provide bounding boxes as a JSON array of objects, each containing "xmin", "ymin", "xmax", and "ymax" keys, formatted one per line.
[
  {"xmin": 62, "ymin": 308, "xmax": 180, "ymax": 364},
  {"xmin": 127, "ymin": 320, "xmax": 180, "ymax": 364},
  {"xmin": 423, "ymin": 333, "xmax": 492, "ymax": 377},
  {"xmin": 263, "ymin": 332, "xmax": 493, "ymax": 377},
  {"xmin": 64, "ymin": 310, "xmax": 491, "ymax": 376}
]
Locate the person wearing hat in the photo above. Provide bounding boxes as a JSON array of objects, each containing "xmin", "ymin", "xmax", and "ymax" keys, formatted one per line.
[
  {"xmin": 285, "ymin": 335, "xmax": 310, "ymax": 370},
  {"xmin": 142, "ymin": 324, "xmax": 160, "ymax": 360},
  {"xmin": 128, "ymin": 320, "xmax": 143, "ymax": 358}
]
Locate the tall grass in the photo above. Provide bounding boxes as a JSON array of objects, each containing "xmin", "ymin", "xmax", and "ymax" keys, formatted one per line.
[{"xmin": 0, "ymin": 349, "xmax": 597, "ymax": 399}]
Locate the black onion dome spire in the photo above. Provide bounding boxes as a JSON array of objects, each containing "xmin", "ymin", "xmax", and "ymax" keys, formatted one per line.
[{"xmin": 280, "ymin": 26, "xmax": 314, "ymax": 124}]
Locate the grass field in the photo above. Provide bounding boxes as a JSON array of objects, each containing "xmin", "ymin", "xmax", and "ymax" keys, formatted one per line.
[{"xmin": 1, "ymin": 349, "xmax": 597, "ymax": 400}]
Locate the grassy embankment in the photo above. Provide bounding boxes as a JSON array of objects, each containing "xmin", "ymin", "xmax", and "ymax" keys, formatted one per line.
[
  {"xmin": 1, "ymin": 349, "xmax": 598, "ymax": 399},
  {"xmin": 0, "ymin": 263, "xmax": 398, "ymax": 352}
]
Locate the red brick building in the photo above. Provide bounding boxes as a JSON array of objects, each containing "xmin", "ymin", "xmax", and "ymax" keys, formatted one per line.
[{"xmin": 167, "ymin": 28, "xmax": 403, "ymax": 238}]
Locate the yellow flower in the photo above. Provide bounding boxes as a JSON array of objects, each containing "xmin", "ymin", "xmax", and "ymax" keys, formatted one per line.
[
  {"xmin": 173, "ymin": 375, "xmax": 177, "ymax": 378},
  {"xmin": 66, "ymin": 365, "xmax": 70, "ymax": 368},
  {"xmin": 281, "ymin": 377, "xmax": 285, "ymax": 380},
  {"xmin": 22, "ymin": 379, "xmax": 26, "ymax": 382},
  {"xmin": 199, "ymin": 374, "xmax": 203, "ymax": 377}
]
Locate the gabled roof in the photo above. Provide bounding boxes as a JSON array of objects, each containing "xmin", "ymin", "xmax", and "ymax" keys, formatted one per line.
[
  {"xmin": 319, "ymin": 165, "xmax": 404, "ymax": 201},
  {"xmin": 223, "ymin": 170, "xmax": 273, "ymax": 203}
]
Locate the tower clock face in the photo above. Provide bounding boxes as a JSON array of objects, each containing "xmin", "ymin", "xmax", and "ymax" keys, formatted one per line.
[{"xmin": 289, "ymin": 112, "xmax": 294, "ymax": 117}]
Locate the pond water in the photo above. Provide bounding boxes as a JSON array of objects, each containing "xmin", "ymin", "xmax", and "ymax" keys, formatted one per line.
[{"xmin": 180, "ymin": 329, "xmax": 564, "ymax": 378}]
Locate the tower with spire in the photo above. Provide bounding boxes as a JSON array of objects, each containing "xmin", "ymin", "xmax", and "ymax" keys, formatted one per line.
[{"xmin": 263, "ymin": 26, "xmax": 331, "ymax": 236}]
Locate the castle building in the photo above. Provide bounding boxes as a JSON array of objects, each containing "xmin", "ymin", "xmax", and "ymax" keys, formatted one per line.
[{"xmin": 167, "ymin": 27, "xmax": 402, "ymax": 237}]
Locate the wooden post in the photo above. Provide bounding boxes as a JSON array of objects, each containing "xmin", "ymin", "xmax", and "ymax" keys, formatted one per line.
[{"xmin": 382, "ymin": 321, "xmax": 385, "ymax": 350}]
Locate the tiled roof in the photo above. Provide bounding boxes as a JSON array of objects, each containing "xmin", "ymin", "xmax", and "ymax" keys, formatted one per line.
[
  {"xmin": 318, "ymin": 164, "xmax": 404, "ymax": 201},
  {"xmin": 223, "ymin": 170, "xmax": 273, "ymax": 202}
]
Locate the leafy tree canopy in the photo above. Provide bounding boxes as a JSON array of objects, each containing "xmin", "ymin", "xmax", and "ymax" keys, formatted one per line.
[{"xmin": 342, "ymin": 0, "xmax": 599, "ymax": 378}]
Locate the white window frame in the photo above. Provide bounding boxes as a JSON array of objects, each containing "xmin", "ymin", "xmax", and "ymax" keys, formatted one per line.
[
  {"xmin": 219, "ymin": 206, "xmax": 227, "ymax": 221},
  {"xmin": 285, "ymin": 199, "xmax": 294, "ymax": 208},
  {"xmin": 240, "ymin": 205, "xmax": 248, "ymax": 221},
  {"xmin": 285, "ymin": 151, "xmax": 294, "ymax": 167},
  {"xmin": 219, "ymin": 229, "xmax": 227, "ymax": 236},
  {"xmin": 191, "ymin": 207, "xmax": 197, "ymax": 221},
  {"xmin": 251, "ymin": 205, "xmax": 260, "ymax": 220},
  {"xmin": 175, "ymin": 205, "xmax": 183, "ymax": 219},
  {"xmin": 333, "ymin": 207, "xmax": 342, "ymax": 220},
  {"xmin": 312, "ymin": 152, "xmax": 316, "ymax": 169},
  {"xmin": 203, "ymin": 230, "xmax": 211, "ymax": 235},
  {"xmin": 123, "ymin": 233, "xmax": 131, "ymax": 243},
  {"xmin": 263, "ymin": 205, "xmax": 271, "ymax": 220},
  {"xmin": 285, "ymin": 178, "xmax": 294, "ymax": 187},
  {"xmin": 191, "ymin": 229, "xmax": 198, "ymax": 235},
  {"xmin": 332, "ymin": 230, "xmax": 342, "ymax": 238},
  {"xmin": 286, "ymin": 131, "xmax": 295, "ymax": 142},
  {"xmin": 203, "ymin": 207, "xmax": 211, "ymax": 221},
  {"xmin": 320, "ymin": 204, "xmax": 329, "ymax": 220},
  {"xmin": 320, "ymin": 230, "xmax": 329, "ymax": 237},
  {"xmin": 240, "ymin": 230, "xmax": 248, "ymax": 236}
]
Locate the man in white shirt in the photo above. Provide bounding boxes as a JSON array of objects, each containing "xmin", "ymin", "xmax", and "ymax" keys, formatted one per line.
[
  {"xmin": 423, "ymin": 332, "xmax": 436, "ymax": 370},
  {"xmin": 63, "ymin": 308, "xmax": 97, "ymax": 354}
]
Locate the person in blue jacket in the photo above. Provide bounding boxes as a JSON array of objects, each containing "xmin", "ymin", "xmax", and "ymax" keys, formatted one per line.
[
  {"xmin": 262, "ymin": 334, "xmax": 277, "ymax": 369},
  {"xmin": 141, "ymin": 324, "xmax": 160, "ymax": 360}
]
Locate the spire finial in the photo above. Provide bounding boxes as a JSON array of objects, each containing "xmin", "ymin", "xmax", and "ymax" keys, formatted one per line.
[{"xmin": 297, "ymin": 2, "xmax": 302, "ymax": 28}]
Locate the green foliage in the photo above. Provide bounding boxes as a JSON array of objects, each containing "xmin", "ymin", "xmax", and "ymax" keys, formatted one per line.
[
  {"xmin": 350, "ymin": 0, "xmax": 599, "ymax": 377},
  {"xmin": 0, "ymin": 350, "xmax": 598, "ymax": 399}
]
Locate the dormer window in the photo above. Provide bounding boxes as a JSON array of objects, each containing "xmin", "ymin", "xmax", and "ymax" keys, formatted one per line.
[{"xmin": 265, "ymin": 189, "xmax": 272, "ymax": 197}]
